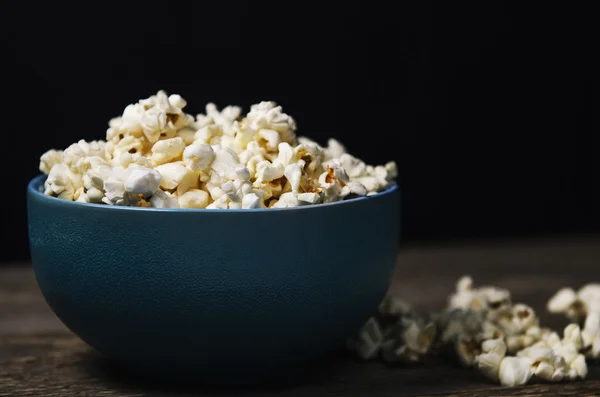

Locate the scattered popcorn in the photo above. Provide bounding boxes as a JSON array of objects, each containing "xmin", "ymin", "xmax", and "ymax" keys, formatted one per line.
[
  {"xmin": 39, "ymin": 91, "xmax": 397, "ymax": 209},
  {"xmin": 349, "ymin": 276, "xmax": 600, "ymax": 388}
]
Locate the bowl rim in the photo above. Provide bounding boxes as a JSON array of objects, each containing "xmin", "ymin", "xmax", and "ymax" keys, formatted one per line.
[{"xmin": 28, "ymin": 174, "xmax": 399, "ymax": 213}]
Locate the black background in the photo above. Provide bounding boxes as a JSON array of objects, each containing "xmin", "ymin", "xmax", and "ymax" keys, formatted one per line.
[{"xmin": 1, "ymin": 2, "xmax": 598, "ymax": 262}]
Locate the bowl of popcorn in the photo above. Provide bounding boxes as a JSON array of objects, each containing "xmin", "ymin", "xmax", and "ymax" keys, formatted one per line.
[{"xmin": 27, "ymin": 91, "xmax": 399, "ymax": 382}]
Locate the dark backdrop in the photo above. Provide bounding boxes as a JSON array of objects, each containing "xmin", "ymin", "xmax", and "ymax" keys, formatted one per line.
[{"xmin": 1, "ymin": 2, "xmax": 598, "ymax": 262}]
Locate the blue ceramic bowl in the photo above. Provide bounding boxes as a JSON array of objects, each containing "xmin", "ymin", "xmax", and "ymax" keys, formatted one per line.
[{"xmin": 27, "ymin": 174, "xmax": 399, "ymax": 382}]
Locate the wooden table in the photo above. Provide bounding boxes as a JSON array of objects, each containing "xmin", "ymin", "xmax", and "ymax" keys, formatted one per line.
[{"xmin": 2, "ymin": 236, "xmax": 600, "ymax": 396}]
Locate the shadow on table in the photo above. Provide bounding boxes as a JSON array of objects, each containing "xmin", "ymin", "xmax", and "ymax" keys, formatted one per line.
[{"xmin": 76, "ymin": 349, "xmax": 356, "ymax": 396}]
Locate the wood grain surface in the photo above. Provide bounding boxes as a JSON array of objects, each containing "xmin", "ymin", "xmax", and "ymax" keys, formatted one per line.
[{"xmin": 2, "ymin": 235, "xmax": 600, "ymax": 396}]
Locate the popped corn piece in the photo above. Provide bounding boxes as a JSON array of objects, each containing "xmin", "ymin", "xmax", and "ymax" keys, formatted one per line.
[
  {"xmin": 403, "ymin": 321, "xmax": 436, "ymax": 355},
  {"xmin": 339, "ymin": 153, "xmax": 366, "ymax": 178},
  {"xmin": 353, "ymin": 318, "xmax": 383, "ymax": 360},
  {"xmin": 242, "ymin": 193, "xmax": 262, "ymax": 209},
  {"xmin": 475, "ymin": 338, "xmax": 506, "ymax": 381},
  {"xmin": 272, "ymin": 192, "xmax": 301, "ymax": 208},
  {"xmin": 275, "ymin": 142, "xmax": 295, "ymax": 167},
  {"xmin": 44, "ymin": 164, "xmax": 76, "ymax": 200},
  {"xmin": 63, "ymin": 140, "xmax": 107, "ymax": 171},
  {"xmin": 297, "ymin": 192, "xmax": 321, "ymax": 204},
  {"xmin": 325, "ymin": 138, "xmax": 346, "ymax": 159},
  {"xmin": 547, "ymin": 288, "xmax": 578, "ymax": 313},
  {"xmin": 183, "ymin": 143, "xmax": 215, "ymax": 172},
  {"xmin": 455, "ymin": 335, "xmax": 480, "ymax": 367},
  {"xmin": 258, "ymin": 129, "xmax": 280, "ymax": 149},
  {"xmin": 510, "ymin": 304, "xmax": 538, "ymax": 334},
  {"xmin": 151, "ymin": 137, "xmax": 186, "ymax": 165},
  {"xmin": 284, "ymin": 163, "xmax": 303, "ymax": 193},
  {"xmin": 39, "ymin": 149, "xmax": 63, "ymax": 174},
  {"xmin": 211, "ymin": 145, "xmax": 240, "ymax": 180},
  {"xmin": 178, "ymin": 189, "xmax": 209, "ymax": 209},
  {"xmin": 110, "ymin": 135, "xmax": 145, "ymax": 159},
  {"xmin": 86, "ymin": 187, "xmax": 104, "ymax": 203},
  {"xmin": 385, "ymin": 161, "xmax": 398, "ymax": 179},
  {"xmin": 571, "ymin": 354, "xmax": 588, "ymax": 378},
  {"xmin": 235, "ymin": 165, "xmax": 251, "ymax": 182},
  {"xmin": 124, "ymin": 168, "xmax": 162, "ymax": 197},
  {"xmin": 498, "ymin": 356, "xmax": 533, "ymax": 387},
  {"xmin": 168, "ymin": 94, "xmax": 186, "ymax": 108},
  {"xmin": 194, "ymin": 124, "xmax": 223, "ymax": 145},
  {"xmin": 206, "ymin": 195, "xmax": 229, "ymax": 209},
  {"xmin": 256, "ymin": 160, "xmax": 284, "ymax": 182},
  {"xmin": 155, "ymin": 162, "xmax": 197, "ymax": 194},
  {"xmin": 176, "ymin": 127, "xmax": 196, "ymax": 145},
  {"xmin": 102, "ymin": 167, "xmax": 133, "ymax": 206},
  {"xmin": 246, "ymin": 101, "xmax": 296, "ymax": 143},
  {"xmin": 74, "ymin": 187, "xmax": 88, "ymax": 203},
  {"xmin": 150, "ymin": 189, "xmax": 179, "ymax": 208},
  {"xmin": 563, "ymin": 324, "xmax": 584, "ymax": 350}
]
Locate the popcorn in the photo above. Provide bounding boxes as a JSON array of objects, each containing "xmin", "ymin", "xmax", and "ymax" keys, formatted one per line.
[
  {"xmin": 349, "ymin": 276, "xmax": 600, "ymax": 388},
  {"xmin": 210, "ymin": 145, "xmax": 240, "ymax": 180},
  {"xmin": 178, "ymin": 189, "xmax": 209, "ymax": 209},
  {"xmin": 498, "ymin": 356, "xmax": 533, "ymax": 387},
  {"xmin": 39, "ymin": 149, "xmax": 63, "ymax": 174},
  {"xmin": 242, "ymin": 193, "xmax": 262, "ymax": 209},
  {"xmin": 155, "ymin": 163, "xmax": 198, "ymax": 195},
  {"xmin": 124, "ymin": 168, "xmax": 162, "ymax": 197},
  {"xmin": 475, "ymin": 338, "xmax": 506, "ymax": 380},
  {"xmin": 183, "ymin": 143, "xmax": 215, "ymax": 172},
  {"xmin": 151, "ymin": 137, "xmax": 186, "ymax": 165},
  {"xmin": 102, "ymin": 167, "xmax": 132, "ymax": 205},
  {"xmin": 44, "ymin": 164, "xmax": 76, "ymax": 200},
  {"xmin": 39, "ymin": 91, "xmax": 396, "ymax": 209},
  {"xmin": 149, "ymin": 189, "xmax": 179, "ymax": 208}
]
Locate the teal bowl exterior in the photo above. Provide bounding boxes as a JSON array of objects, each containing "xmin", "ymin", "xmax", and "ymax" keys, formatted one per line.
[{"xmin": 27, "ymin": 174, "xmax": 400, "ymax": 381}]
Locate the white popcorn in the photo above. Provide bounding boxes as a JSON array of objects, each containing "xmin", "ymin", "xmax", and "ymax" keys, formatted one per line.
[
  {"xmin": 168, "ymin": 94, "xmax": 186, "ymax": 108},
  {"xmin": 211, "ymin": 145, "xmax": 240, "ymax": 180},
  {"xmin": 151, "ymin": 137, "xmax": 186, "ymax": 165},
  {"xmin": 178, "ymin": 189, "xmax": 209, "ymax": 209},
  {"xmin": 44, "ymin": 164, "xmax": 77, "ymax": 200},
  {"xmin": 563, "ymin": 324, "xmax": 584, "ymax": 350},
  {"xmin": 242, "ymin": 193, "xmax": 262, "ymax": 209},
  {"xmin": 325, "ymin": 138, "xmax": 346, "ymax": 159},
  {"xmin": 155, "ymin": 162, "xmax": 198, "ymax": 195},
  {"xmin": 547, "ymin": 288, "xmax": 578, "ymax": 313},
  {"xmin": 206, "ymin": 195, "xmax": 229, "ymax": 209},
  {"xmin": 571, "ymin": 354, "xmax": 587, "ymax": 378},
  {"xmin": 150, "ymin": 189, "xmax": 179, "ymax": 208},
  {"xmin": 246, "ymin": 101, "xmax": 296, "ymax": 144},
  {"xmin": 284, "ymin": 163, "xmax": 303, "ymax": 193},
  {"xmin": 297, "ymin": 192, "xmax": 321, "ymax": 204},
  {"xmin": 124, "ymin": 168, "xmax": 162, "ymax": 197},
  {"xmin": 354, "ymin": 318, "xmax": 383, "ymax": 360},
  {"xmin": 339, "ymin": 153, "xmax": 366, "ymax": 178},
  {"xmin": 498, "ymin": 356, "xmax": 533, "ymax": 387},
  {"xmin": 39, "ymin": 149, "xmax": 63, "ymax": 174},
  {"xmin": 102, "ymin": 167, "xmax": 133, "ymax": 205},
  {"xmin": 183, "ymin": 143, "xmax": 215, "ymax": 172},
  {"xmin": 275, "ymin": 142, "xmax": 295, "ymax": 167},
  {"xmin": 235, "ymin": 165, "xmax": 250, "ymax": 181},
  {"xmin": 258, "ymin": 129, "xmax": 280, "ymax": 149},
  {"xmin": 271, "ymin": 192, "xmax": 301, "ymax": 208},
  {"xmin": 40, "ymin": 91, "xmax": 397, "ymax": 210},
  {"xmin": 176, "ymin": 127, "xmax": 196, "ymax": 145},
  {"xmin": 256, "ymin": 160, "xmax": 284, "ymax": 182},
  {"xmin": 475, "ymin": 339, "xmax": 506, "ymax": 381}
]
